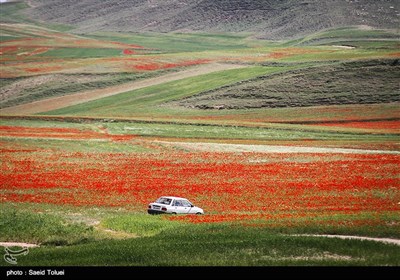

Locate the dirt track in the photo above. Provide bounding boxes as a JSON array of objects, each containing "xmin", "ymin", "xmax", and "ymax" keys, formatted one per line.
[
  {"xmin": 0, "ymin": 63, "xmax": 246, "ymax": 115},
  {"xmin": 158, "ymin": 141, "xmax": 400, "ymax": 155},
  {"xmin": 0, "ymin": 242, "xmax": 39, "ymax": 248},
  {"xmin": 291, "ymin": 234, "xmax": 400, "ymax": 246}
]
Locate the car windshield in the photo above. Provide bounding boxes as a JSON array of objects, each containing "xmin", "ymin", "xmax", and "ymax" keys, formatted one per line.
[{"xmin": 156, "ymin": 197, "xmax": 172, "ymax": 205}]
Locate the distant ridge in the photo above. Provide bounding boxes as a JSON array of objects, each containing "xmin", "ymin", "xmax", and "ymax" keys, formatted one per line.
[{"xmin": 23, "ymin": 0, "xmax": 400, "ymax": 39}]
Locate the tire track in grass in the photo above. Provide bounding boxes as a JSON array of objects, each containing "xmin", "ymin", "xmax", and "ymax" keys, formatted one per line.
[
  {"xmin": 290, "ymin": 234, "xmax": 400, "ymax": 246},
  {"xmin": 0, "ymin": 242, "xmax": 39, "ymax": 248}
]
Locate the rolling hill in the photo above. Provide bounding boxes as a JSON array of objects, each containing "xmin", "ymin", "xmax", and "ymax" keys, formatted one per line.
[{"xmin": 21, "ymin": 0, "xmax": 400, "ymax": 39}]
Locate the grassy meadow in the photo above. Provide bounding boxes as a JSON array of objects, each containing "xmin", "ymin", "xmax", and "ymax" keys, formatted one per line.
[{"xmin": 0, "ymin": 1, "xmax": 399, "ymax": 267}]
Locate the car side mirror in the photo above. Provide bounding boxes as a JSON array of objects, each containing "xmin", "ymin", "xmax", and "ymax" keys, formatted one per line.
[{"xmin": 190, "ymin": 205, "xmax": 194, "ymax": 207}]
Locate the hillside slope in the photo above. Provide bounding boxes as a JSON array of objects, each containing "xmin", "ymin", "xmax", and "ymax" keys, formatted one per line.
[{"xmin": 24, "ymin": 0, "xmax": 400, "ymax": 39}]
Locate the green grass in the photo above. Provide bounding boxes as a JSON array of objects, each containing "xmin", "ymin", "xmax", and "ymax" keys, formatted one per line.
[
  {"xmin": 1, "ymin": 116, "xmax": 397, "ymax": 143},
  {"xmin": 104, "ymin": 121, "xmax": 398, "ymax": 142},
  {"xmin": 178, "ymin": 60, "xmax": 400, "ymax": 110},
  {"xmin": 102, "ymin": 214, "xmax": 181, "ymax": 237},
  {"xmin": 0, "ymin": 2, "xmax": 74, "ymax": 31},
  {"xmin": 1, "ymin": 8, "xmax": 400, "ymax": 268},
  {"xmin": 0, "ymin": 207, "xmax": 95, "ymax": 246},
  {"xmin": 259, "ymin": 212, "xmax": 400, "ymax": 238},
  {"xmin": 0, "ymin": 118, "xmax": 97, "ymax": 130},
  {"xmin": 38, "ymin": 48, "xmax": 124, "ymax": 58},
  {"xmin": 89, "ymin": 32, "xmax": 254, "ymax": 53},
  {"xmin": 0, "ymin": 137, "xmax": 152, "ymax": 153},
  {"xmin": 1, "ymin": 204, "xmax": 399, "ymax": 266},
  {"xmin": 8, "ymin": 223, "xmax": 400, "ymax": 266},
  {"xmin": 42, "ymin": 66, "xmax": 304, "ymax": 117},
  {"xmin": 0, "ymin": 2, "xmax": 30, "ymax": 23},
  {"xmin": 1, "ymin": 71, "xmax": 175, "ymax": 109},
  {"xmin": 0, "ymin": 35, "xmax": 20, "ymax": 42}
]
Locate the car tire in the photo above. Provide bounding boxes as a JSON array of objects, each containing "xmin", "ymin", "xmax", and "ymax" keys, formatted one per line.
[
  {"xmin": 196, "ymin": 212, "xmax": 202, "ymax": 215},
  {"xmin": 172, "ymin": 212, "xmax": 177, "ymax": 214}
]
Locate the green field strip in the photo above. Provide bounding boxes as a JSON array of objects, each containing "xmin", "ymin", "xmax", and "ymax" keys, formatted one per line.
[
  {"xmin": 38, "ymin": 48, "xmax": 125, "ymax": 58},
  {"xmin": 1, "ymin": 117, "xmax": 397, "ymax": 143},
  {"xmin": 41, "ymin": 66, "xmax": 310, "ymax": 117},
  {"xmin": 88, "ymin": 32, "xmax": 253, "ymax": 53},
  {"xmin": 295, "ymin": 26, "xmax": 400, "ymax": 45},
  {"xmin": 8, "ymin": 223, "xmax": 400, "ymax": 266}
]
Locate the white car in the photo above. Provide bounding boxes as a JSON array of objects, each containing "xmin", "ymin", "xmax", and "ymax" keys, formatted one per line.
[{"xmin": 148, "ymin": 196, "xmax": 204, "ymax": 215}]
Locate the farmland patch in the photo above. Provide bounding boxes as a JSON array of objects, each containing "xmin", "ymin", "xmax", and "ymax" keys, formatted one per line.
[
  {"xmin": 0, "ymin": 71, "xmax": 170, "ymax": 109},
  {"xmin": 174, "ymin": 60, "xmax": 400, "ymax": 109}
]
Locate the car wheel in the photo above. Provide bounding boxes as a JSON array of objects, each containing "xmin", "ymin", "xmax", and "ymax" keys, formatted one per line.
[
  {"xmin": 172, "ymin": 212, "xmax": 177, "ymax": 214},
  {"xmin": 196, "ymin": 212, "xmax": 202, "ymax": 215}
]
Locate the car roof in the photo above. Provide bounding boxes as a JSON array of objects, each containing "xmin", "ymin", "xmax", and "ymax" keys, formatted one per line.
[{"xmin": 159, "ymin": 196, "xmax": 188, "ymax": 200}]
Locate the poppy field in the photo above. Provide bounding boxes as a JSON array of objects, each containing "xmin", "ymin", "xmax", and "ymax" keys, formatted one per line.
[
  {"xmin": 1, "ymin": 121, "xmax": 399, "ymax": 228},
  {"xmin": 1, "ymin": 2, "xmax": 399, "ymax": 266},
  {"xmin": 0, "ymin": 119, "xmax": 399, "ymax": 265}
]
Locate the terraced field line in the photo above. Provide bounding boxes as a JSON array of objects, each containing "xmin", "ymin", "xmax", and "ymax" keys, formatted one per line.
[{"xmin": 0, "ymin": 63, "xmax": 246, "ymax": 115}]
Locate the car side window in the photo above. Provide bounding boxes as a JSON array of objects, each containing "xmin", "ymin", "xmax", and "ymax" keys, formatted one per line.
[
  {"xmin": 174, "ymin": 200, "xmax": 183, "ymax": 207},
  {"xmin": 181, "ymin": 200, "xmax": 191, "ymax": 207},
  {"xmin": 157, "ymin": 198, "xmax": 172, "ymax": 205}
]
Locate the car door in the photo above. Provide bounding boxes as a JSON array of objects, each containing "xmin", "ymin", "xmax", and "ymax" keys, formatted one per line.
[
  {"xmin": 182, "ymin": 200, "xmax": 196, "ymax": 214},
  {"xmin": 172, "ymin": 199, "xmax": 188, "ymax": 214}
]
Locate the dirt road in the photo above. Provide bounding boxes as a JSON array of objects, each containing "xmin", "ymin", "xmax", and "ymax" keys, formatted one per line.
[
  {"xmin": 0, "ymin": 63, "xmax": 246, "ymax": 115},
  {"xmin": 158, "ymin": 141, "xmax": 400, "ymax": 154}
]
